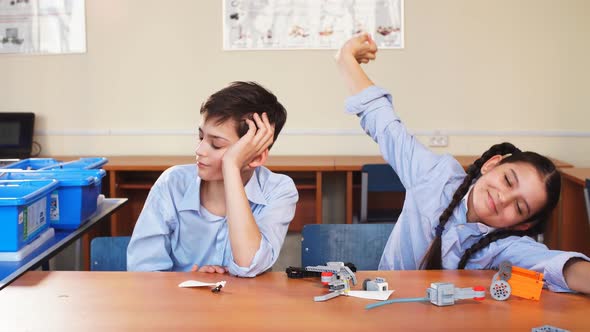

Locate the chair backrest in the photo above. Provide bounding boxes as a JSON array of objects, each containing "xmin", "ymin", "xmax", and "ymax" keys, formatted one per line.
[
  {"xmin": 361, "ymin": 164, "xmax": 405, "ymax": 192},
  {"xmin": 585, "ymin": 179, "xmax": 590, "ymax": 227},
  {"xmin": 90, "ymin": 236, "xmax": 131, "ymax": 271},
  {"xmin": 360, "ymin": 164, "xmax": 405, "ymax": 223},
  {"xmin": 301, "ymin": 223, "xmax": 394, "ymax": 270}
]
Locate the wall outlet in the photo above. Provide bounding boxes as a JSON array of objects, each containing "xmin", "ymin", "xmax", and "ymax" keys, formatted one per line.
[{"xmin": 429, "ymin": 135, "xmax": 448, "ymax": 147}]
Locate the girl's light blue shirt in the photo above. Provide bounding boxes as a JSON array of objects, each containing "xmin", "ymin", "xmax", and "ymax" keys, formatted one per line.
[
  {"xmin": 127, "ymin": 164, "xmax": 298, "ymax": 277},
  {"xmin": 346, "ymin": 85, "xmax": 589, "ymax": 292}
]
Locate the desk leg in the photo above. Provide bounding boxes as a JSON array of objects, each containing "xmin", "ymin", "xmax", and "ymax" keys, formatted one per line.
[
  {"xmin": 315, "ymin": 171, "xmax": 322, "ymax": 224},
  {"xmin": 109, "ymin": 170, "xmax": 118, "ymax": 236},
  {"xmin": 74, "ymin": 239, "xmax": 81, "ymax": 271},
  {"xmin": 82, "ymin": 234, "xmax": 90, "ymax": 271},
  {"xmin": 346, "ymin": 171, "xmax": 353, "ymax": 224}
]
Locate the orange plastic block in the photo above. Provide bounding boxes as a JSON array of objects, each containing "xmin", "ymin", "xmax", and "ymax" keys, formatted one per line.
[{"xmin": 507, "ymin": 266, "xmax": 544, "ymax": 300}]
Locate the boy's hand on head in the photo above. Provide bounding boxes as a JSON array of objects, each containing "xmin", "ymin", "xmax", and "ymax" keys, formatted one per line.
[
  {"xmin": 336, "ymin": 32, "xmax": 378, "ymax": 65},
  {"xmin": 222, "ymin": 112, "xmax": 274, "ymax": 169},
  {"xmin": 191, "ymin": 264, "xmax": 229, "ymax": 274}
]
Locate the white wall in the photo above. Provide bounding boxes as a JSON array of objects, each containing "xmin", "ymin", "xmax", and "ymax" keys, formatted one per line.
[{"xmin": 1, "ymin": 0, "xmax": 589, "ymax": 165}]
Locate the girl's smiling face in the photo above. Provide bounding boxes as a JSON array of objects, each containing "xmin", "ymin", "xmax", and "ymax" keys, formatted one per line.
[{"xmin": 467, "ymin": 155, "xmax": 548, "ymax": 230}]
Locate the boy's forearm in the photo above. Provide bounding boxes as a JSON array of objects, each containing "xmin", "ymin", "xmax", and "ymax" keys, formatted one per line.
[
  {"xmin": 563, "ymin": 258, "xmax": 590, "ymax": 294},
  {"xmin": 222, "ymin": 164, "xmax": 262, "ymax": 267},
  {"xmin": 337, "ymin": 53, "xmax": 374, "ymax": 95}
]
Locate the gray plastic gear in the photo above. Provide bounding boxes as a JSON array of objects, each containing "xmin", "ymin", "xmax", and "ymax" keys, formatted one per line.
[{"xmin": 498, "ymin": 261, "xmax": 513, "ymax": 280}]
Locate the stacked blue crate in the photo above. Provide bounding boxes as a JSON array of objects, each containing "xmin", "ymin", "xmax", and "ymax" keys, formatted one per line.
[
  {"xmin": 2, "ymin": 158, "xmax": 61, "ymax": 170},
  {"xmin": 42, "ymin": 157, "xmax": 108, "ymax": 170},
  {"xmin": 4, "ymin": 157, "xmax": 108, "ymax": 170},
  {"xmin": 0, "ymin": 179, "xmax": 59, "ymax": 252},
  {"xmin": 0, "ymin": 169, "xmax": 106, "ymax": 230}
]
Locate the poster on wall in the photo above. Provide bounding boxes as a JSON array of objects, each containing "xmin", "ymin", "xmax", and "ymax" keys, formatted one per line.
[
  {"xmin": 223, "ymin": 0, "xmax": 403, "ymax": 50},
  {"xmin": 0, "ymin": 0, "xmax": 86, "ymax": 55}
]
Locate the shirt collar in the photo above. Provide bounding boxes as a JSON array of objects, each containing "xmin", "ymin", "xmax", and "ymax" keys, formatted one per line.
[
  {"xmin": 177, "ymin": 168, "xmax": 268, "ymax": 213},
  {"xmin": 178, "ymin": 175, "xmax": 202, "ymax": 212}
]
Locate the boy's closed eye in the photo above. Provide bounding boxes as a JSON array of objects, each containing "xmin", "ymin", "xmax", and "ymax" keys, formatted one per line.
[{"xmin": 198, "ymin": 128, "xmax": 230, "ymax": 149}]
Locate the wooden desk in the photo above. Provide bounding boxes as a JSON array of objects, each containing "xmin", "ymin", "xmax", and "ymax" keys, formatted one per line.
[
  {"xmin": 1, "ymin": 270, "xmax": 588, "ymax": 331},
  {"xmin": 0, "ymin": 198, "xmax": 127, "ymax": 290},
  {"xmin": 100, "ymin": 156, "xmax": 334, "ymax": 235},
  {"xmin": 558, "ymin": 168, "xmax": 590, "ymax": 256}
]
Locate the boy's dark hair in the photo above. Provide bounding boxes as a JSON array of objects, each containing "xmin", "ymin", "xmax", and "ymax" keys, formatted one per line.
[
  {"xmin": 199, "ymin": 81, "xmax": 287, "ymax": 149},
  {"xmin": 419, "ymin": 142, "xmax": 561, "ymax": 270}
]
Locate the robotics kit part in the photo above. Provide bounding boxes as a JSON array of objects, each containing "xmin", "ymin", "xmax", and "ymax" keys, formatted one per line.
[
  {"xmin": 305, "ymin": 262, "xmax": 357, "ymax": 302},
  {"xmin": 490, "ymin": 261, "xmax": 544, "ymax": 301},
  {"xmin": 285, "ymin": 262, "xmax": 356, "ymax": 279},
  {"xmin": 366, "ymin": 282, "xmax": 485, "ymax": 310},
  {"xmin": 363, "ymin": 277, "xmax": 388, "ymax": 291},
  {"xmin": 531, "ymin": 325, "xmax": 570, "ymax": 332}
]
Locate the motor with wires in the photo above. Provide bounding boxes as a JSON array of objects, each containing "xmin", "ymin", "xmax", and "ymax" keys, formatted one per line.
[
  {"xmin": 489, "ymin": 261, "xmax": 545, "ymax": 301},
  {"xmin": 366, "ymin": 282, "xmax": 486, "ymax": 309},
  {"xmin": 31, "ymin": 141, "xmax": 42, "ymax": 157}
]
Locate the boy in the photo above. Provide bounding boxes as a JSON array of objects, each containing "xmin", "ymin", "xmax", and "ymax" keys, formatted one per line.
[{"xmin": 127, "ymin": 81, "xmax": 298, "ymax": 277}]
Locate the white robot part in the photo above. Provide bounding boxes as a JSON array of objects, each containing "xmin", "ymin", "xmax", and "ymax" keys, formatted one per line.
[
  {"xmin": 426, "ymin": 282, "xmax": 486, "ymax": 306},
  {"xmin": 490, "ymin": 280, "xmax": 511, "ymax": 301}
]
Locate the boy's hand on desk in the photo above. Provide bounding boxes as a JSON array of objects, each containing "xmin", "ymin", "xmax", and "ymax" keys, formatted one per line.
[
  {"xmin": 223, "ymin": 112, "xmax": 274, "ymax": 170},
  {"xmin": 191, "ymin": 264, "xmax": 229, "ymax": 274}
]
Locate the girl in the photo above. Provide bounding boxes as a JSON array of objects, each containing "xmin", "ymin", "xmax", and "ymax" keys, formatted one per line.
[{"xmin": 336, "ymin": 33, "xmax": 590, "ymax": 293}]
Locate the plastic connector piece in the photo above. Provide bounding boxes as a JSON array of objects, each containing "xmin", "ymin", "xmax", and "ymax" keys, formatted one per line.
[
  {"xmin": 363, "ymin": 277, "xmax": 389, "ymax": 291},
  {"xmin": 472, "ymin": 286, "xmax": 486, "ymax": 301},
  {"xmin": 426, "ymin": 283, "xmax": 486, "ymax": 306}
]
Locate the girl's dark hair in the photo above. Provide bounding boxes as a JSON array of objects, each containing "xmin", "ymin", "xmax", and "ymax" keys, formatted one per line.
[
  {"xmin": 199, "ymin": 81, "xmax": 287, "ymax": 149},
  {"xmin": 419, "ymin": 142, "xmax": 561, "ymax": 270}
]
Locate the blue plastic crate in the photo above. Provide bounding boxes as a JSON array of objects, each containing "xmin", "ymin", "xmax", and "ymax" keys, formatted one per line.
[
  {"xmin": 0, "ymin": 179, "xmax": 59, "ymax": 252},
  {"xmin": 3, "ymin": 158, "xmax": 61, "ymax": 170},
  {"xmin": 0, "ymin": 169, "xmax": 106, "ymax": 230},
  {"xmin": 43, "ymin": 157, "xmax": 108, "ymax": 170}
]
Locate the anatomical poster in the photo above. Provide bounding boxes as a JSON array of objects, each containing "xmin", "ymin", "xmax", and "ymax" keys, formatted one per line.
[
  {"xmin": 223, "ymin": 0, "xmax": 403, "ymax": 50},
  {"xmin": 0, "ymin": 0, "xmax": 86, "ymax": 55}
]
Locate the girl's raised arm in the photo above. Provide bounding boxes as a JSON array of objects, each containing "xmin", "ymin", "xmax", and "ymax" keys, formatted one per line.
[{"xmin": 336, "ymin": 33, "xmax": 378, "ymax": 95}]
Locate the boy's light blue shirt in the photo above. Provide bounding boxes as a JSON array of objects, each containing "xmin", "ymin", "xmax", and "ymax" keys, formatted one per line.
[
  {"xmin": 346, "ymin": 85, "xmax": 589, "ymax": 292},
  {"xmin": 127, "ymin": 164, "xmax": 298, "ymax": 277}
]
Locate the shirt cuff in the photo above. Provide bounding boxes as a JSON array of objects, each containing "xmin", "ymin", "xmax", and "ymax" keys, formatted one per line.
[
  {"xmin": 544, "ymin": 252, "xmax": 590, "ymax": 292},
  {"xmin": 228, "ymin": 239, "xmax": 273, "ymax": 278},
  {"xmin": 344, "ymin": 85, "xmax": 393, "ymax": 115}
]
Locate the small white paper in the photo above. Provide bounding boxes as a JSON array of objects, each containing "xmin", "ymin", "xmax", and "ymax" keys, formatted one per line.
[
  {"xmin": 346, "ymin": 290, "xmax": 395, "ymax": 301},
  {"xmin": 178, "ymin": 280, "xmax": 227, "ymax": 288}
]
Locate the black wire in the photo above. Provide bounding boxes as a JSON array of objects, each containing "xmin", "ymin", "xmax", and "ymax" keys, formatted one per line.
[{"xmin": 31, "ymin": 141, "xmax": 42, "ymax": 157}]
